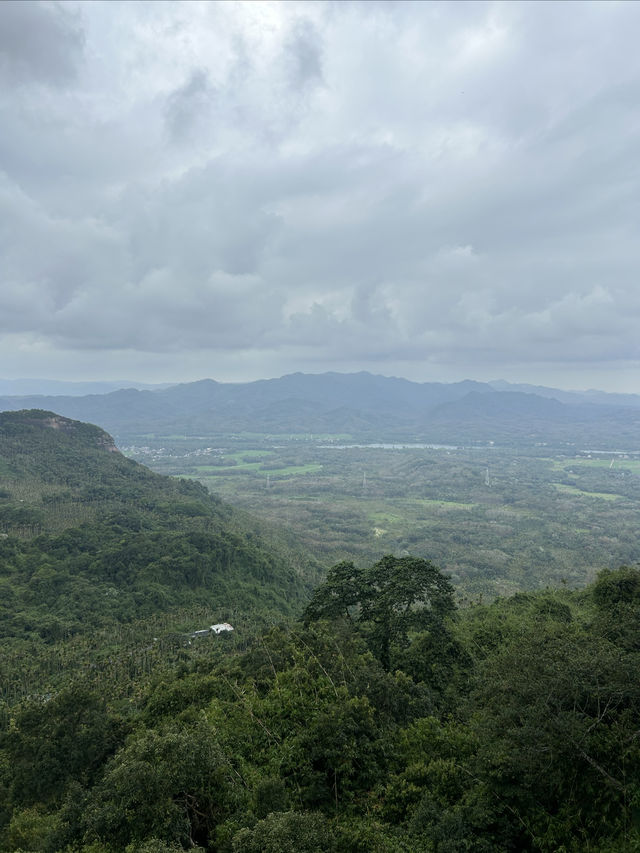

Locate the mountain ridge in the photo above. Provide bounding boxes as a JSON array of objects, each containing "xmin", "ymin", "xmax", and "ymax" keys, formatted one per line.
[{"xmin": 1, "ymin": 373, "xmax": 639, "ymax": 447}]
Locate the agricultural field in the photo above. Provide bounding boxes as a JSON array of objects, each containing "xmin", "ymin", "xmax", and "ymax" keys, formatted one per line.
[{"xmin": 122, "ymin": 438, "xmax": 640, "ymax": 599}]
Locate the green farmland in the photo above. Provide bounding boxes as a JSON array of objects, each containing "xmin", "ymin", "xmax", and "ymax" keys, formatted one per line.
[{"xmin": 123, "ymin": 439, "xmax": 640, "ymax": 599}]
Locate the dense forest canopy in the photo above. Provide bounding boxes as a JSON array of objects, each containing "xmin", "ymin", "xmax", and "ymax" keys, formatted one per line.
[{"xmin": 3, "ymin": 562, "xmax": 639, "ymax": 852}]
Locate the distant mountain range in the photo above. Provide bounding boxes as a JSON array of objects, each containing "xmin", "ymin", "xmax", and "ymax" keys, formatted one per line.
[
  {"xmin": 0, "ymin": 372, "xmax": 639, "ymax": 448},
  {"xmin": 0, "ymin": 378, "xmax": 169, "ymax": 396},
  {"xmin": 487, "ymin": 380, "xmax": 640, "ymax": 409}
]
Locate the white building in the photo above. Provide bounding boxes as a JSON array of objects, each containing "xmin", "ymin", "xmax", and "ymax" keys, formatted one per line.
[{"xmin": 210, "ymin": 622, "xmax": 234, "ymax": 634}]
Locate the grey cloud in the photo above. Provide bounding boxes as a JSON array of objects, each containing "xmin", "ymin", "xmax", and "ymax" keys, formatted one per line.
[
  {"xmin": 165, "ymin": 68, "xmax": 215, "ymax": 142},
  {"xmin": 1, "ymin": 0, "xmax": 640, "ymax": 388},
  {"xmin": 0, "ymin": 0, "xmax": 84, "ymax": 86},
  {"xmin": 120, "ymin": 156, "xmax": 283, "ymax": 280},
  {"xmin": 283, "ymin": 18, "xmax": 324, "ymax": 90},
  {"xmin": 45, "ymin": 269, "xmax": 282, "ymax": 352}
]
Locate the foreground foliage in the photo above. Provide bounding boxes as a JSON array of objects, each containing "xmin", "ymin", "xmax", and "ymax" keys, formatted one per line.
[{"xmin": 1, "ymin": 562, "xmax": 639, "ymax": 852}]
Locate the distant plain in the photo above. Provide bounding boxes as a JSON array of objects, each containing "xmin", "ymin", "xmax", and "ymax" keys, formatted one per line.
[{"xmin": 124, "ymin": 437, "xmax": 640, "ymax": 599}]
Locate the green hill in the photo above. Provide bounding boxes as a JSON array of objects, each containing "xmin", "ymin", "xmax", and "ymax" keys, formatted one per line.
[{"xmin": 0, "ymin": 411, "xmax": 315, "ymax": 694}]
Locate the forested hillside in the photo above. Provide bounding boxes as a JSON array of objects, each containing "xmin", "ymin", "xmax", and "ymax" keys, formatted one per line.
[{"xmin": 0, "ymin": 410, "xmax": 315, "ymax": 704}]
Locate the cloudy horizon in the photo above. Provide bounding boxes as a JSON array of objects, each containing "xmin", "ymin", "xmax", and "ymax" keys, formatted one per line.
[{"xmin": 1, "ymin": 0, "xmax": 639, "ymax": 393}]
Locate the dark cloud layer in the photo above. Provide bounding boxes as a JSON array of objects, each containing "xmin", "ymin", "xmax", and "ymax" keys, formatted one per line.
[
  {"xmin": 0, "ymin": 0, "xmax": 639, "ymax": 390},
  {"xmin": 0, "ymin": 0, "xmax": 84, "ymax": 85}
]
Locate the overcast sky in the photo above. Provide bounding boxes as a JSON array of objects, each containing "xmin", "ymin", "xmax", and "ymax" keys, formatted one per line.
[{"xmin": 1, "ymin": 0, "xmax": 639, "ymax": 391}]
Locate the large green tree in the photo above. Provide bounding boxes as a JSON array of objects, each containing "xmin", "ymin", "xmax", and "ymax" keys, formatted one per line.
[
  {"xmin": 305, "ymin": 555, "xmax": 456, "ymax": 672},
  {"xmin": 83, "ymin": 719, "xmax": 241, "ymax": 850}
]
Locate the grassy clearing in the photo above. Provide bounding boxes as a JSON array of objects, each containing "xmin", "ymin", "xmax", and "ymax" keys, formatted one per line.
[
  {"xmin": 259, "ymin": 464, "xmax": 323, "ymax": 477},
  {"xmin": 369, "ymin": 511, "xmax": 405, "ymax": 525},
  {"xmin": 225, "ymin": 450, "xmax": 273, "ymax": 461},
  {"xmin": 195, "ymin": 463, "xmax": 264, "ymax": 473},
  {"xmin": 551, "ymin": 458, "xmax": 640, "ymax": 473},
  {"xmin": 367, "ymin": 499, "xmax": 475, "ymax": 530},
  {"xmin": 552, "ymin": 483, "xmax": 622, "ymax": 501},
  {"xmin": 228, "ymin": 432, "xmax": 353, "ymax": 441},
  {"xmin": 194, "ymin": 451, "xmax": 274, "ymax": 473},
  {"xmin": 412, "ymin": 498, "xmax": 476, "ymax": 510},
  {"xmin": 194, "ymin": 462, "xmax": 323, "ymax": 478}
]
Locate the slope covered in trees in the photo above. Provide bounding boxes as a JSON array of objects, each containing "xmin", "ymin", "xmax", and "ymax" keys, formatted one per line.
[{"xmin": 0, "ymin": 410, "xmax": 315, "ymax": 703}]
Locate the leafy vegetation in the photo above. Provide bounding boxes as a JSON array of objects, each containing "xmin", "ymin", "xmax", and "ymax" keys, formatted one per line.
[
  {"xmin": 2, "ymin": 561, "xmax": 639, "ymax": 852},
  {"xmin": 1, "ymin": 409, "xmax": 639, "ymax": 851},
  {"xmin": 0, "ymin": 410, "xmax": 316, "ymax": 705}
]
